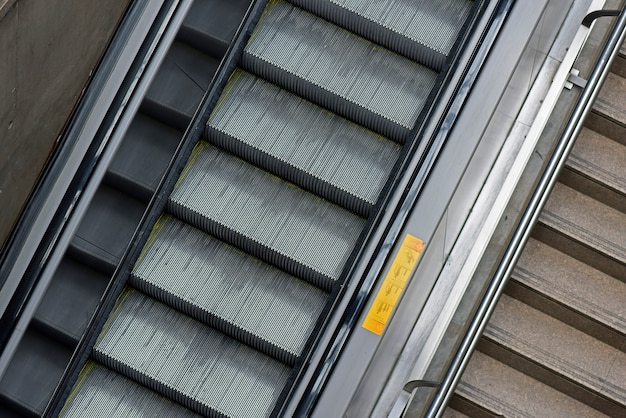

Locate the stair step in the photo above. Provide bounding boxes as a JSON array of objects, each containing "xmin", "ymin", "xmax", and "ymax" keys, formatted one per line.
[
  {"xmin": 454, "ymin": 350, "xmax": 610, "ymax": 418},
  {"xmin": 93, "ymin": 289, "xmax": 291, "ymax": 418},
  {"xmin": 178, "ymin": 0, "xmax": 251, "ymax": 58},
  {"xmin": 106, "ymin": 113, "xmax": 181, "ymax": 202},
  {"xmin": 60, "ymin": 362, "xmax": 199, "ymax": 417},
  {"xmin": 480, "ymin": 294, "xmax": 626, "ymax": 416},
  {"xmin": 70, "ymin": 184, "xmax": 146, "ymax": 275},
  {"xmin": 168, "ymin": 142, "xmax": 365, "ymax": 290},
  {"xmin": 0, "ymin": 328, "xmax": 73, "ymax": 416},
  {"xmin": 610, "ymin": 40, "xmax": 626, "ymax": 79},
  {"xmin": 586, "ymin": 72, "xmax": 626, "ymax": 147},
  {"xmin": 535, "ymin": 182, "xmax": 626, "ymax": 283},
  {"xmin": 242, "ymin": 0, "xmax": 438, "ymax": 142},
  {"xmin": 561, "ymin": 127, "xmax": 626, "ymax": 214},
  {"xmin": 206, "ymin": 70, "xmax": 400, "ymax": 217},
  {"xmin": 508, "ymin": 238, "xmax": 626, "ymax": 351},
  {"xmin": 441, "ymin": 408, "xmax": 471, "ymax": 418},
  {"xmin": 131, "ymin": 215, "xmax": 328, "ymax": 365},
  {"xmin": 142, "ymin": 41, "xmax": 218, "ymax": 130},
  {"xmin": 289, "ymin": 0, "xmax": 473, "ymax": 70},
  {"xmin": 33, "ymin": 256, "xmax": 109, "ymax": 345}
]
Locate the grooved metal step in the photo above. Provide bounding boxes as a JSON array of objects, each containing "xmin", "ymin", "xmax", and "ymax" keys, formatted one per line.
[
  {"xmin": 142, "ymin": 40, "xmax": 219, "ymax": 130},
  {"xmin": 242, "ymin": 0, "xmax": 438, "ymax": 142},
  {"xmin": 0, "ymin": 328, "xmax": 73, "ymax": 416},
  {"xmin": 70, "ymin": 184, "xmax": 146, "ymax": 275},
  {"xmin": 289, "ymin": 0, "xmax": 473, "ymax": 70},
  {"xmin": 168, "ymin": 142, "xmax": 366, "ymax": 290},
  {"xmin": 92, "ymin": 289, "xmax": 290, "ymax": 418},
  {"xmin": 106, "ymin": 113, "xmax": 182, "ymax": 202},
  {"xmin": 178, "ymin": 0, "xmax": 252, "ymax": 57},
  {"xmin": 60, "ymin": 362, "xmax": 199, "ymax": 418},
  {"xmin": 32, "ymin": 256, "xmax": 109, "ymax": 345},
  {"xmin": 206, "ymin": 70, "xmax": 400, "ymax": 216},
  {"xmin": 131, "ymin": 215, "xmax": 328, "ymax": 365}
]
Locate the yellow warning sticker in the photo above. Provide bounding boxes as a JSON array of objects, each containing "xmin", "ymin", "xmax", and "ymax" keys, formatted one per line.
[{"xmin": 362, "ymin": 234, "xmax": 425, "ymax": 335}]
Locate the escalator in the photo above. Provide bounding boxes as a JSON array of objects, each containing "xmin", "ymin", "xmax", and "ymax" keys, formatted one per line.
[
  {"xmin": 0, "ymin": 0, "xmax": 484, "ymax": 416},
  {"xmin": 0, "ymin": 0, "xmax": 252, "ymax": 415},
  {"xmin": 445, "ymin": 40, "xmax": 626, "ymax": 417}
]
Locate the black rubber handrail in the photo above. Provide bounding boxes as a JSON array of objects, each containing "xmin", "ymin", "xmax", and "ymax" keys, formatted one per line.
[{"xmin": 424, "ymin": 6, "xmax": 626, "ymax": 417}]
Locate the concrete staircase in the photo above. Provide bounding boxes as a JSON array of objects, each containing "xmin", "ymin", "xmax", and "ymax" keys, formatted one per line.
[{"xmin": 445, "ymin": 43, "xmax": 626, "ymax": 417}]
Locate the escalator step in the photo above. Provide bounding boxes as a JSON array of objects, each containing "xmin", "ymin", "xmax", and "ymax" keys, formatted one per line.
[
  {"xmin": 288, "ymin": 0, "xmax": 473, "ymax": 71},
  {"xmin": 142, "ymin": 41, "xmax": 219, "ymax": 130},
  {"xmin": 131, "ymin": 215, "xmax": 328, "ymax": 365},
  {"xmin": 168, "ymin": 142, "xmax": 365, "ymax": 290},
  {"xmin": 178, "ymin": 0, "xmax": 252, "ymax": 58},
  {"xmin": 106, "ymin": 113, "xmax": 181, "ymax": 202},
  {"xmin": 33, "ymin": 256, "xmax": 109, "ymax": 344},
  {"xmin": 60, "ymin": 362, "xmax": 200, "ymax": 417},
  {"xmin": 93, "ymin": 289, "xmax": 290, "ymax": 418},
  {"xmin": 0, "ymin": 328, "xmax": 73, "ymax": 416},
  {"xmin": 70, "ymin": 184, "xmax": 146, "ymax": 275},
  {"xmin": 207, "ymin": 70, "xmax": 400, "ymax": 217},
  {"xmin": 243, "ymin": 0, "xmax": 438, "ymax": 142}
]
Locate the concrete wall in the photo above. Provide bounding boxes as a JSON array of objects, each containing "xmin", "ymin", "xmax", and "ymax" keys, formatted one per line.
[{"xmin": 0, "ymin": 0, "xmax": 131, "ymax": 250}]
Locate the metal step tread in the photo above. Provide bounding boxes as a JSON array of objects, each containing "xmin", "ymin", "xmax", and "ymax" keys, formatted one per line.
[
  {"xmin": 454, "ymin": 351, "xmax": 610, "ymax": 418},
  {"xmin": 0, "ymin": 328, "xmax": 73, "ymax": 416},
  {"xmin": 178, "ymin": 0, "xmax": 252, "ymax": 57},
  {"xmin": 243, "ymin": 0, "xmax": 438, "ymax": 142},
  {"xmin": 131, "ymin": 215, "xmax": 328, "ymax": 365},
  {"xmin": 106, "ymin": 113, "xmax": 181, "ymax": 202},
  {"xmin": 168, "ymin": 142, "xmax": 366, "ymax": 289},
  {"xmin": 482, "ymin": 294, "xmax": 626, "ymax": 413},
  {"xmin": 70, "ymin": 184, "xmax": 146, "ymax": 274},
  {"xmin": 143, "ymin": 41, "xmax": 219, "ymax": 130},
  {"xmin": 288, "ymin": 0, "xmax": 473, "ymax": 70},
  {"xmin": 33, "ymin": 257, "xmax": 109, "ymax": 344},
  {"xmin": 206, "ymin": 70, "xmax": 400, "ymax": 216},
  {"xmin": 93, "ymin": 289, "xmax": 291, "ymax": 418},
  {"xmin": 537, "ymin": 182, "xmax": 626, "ymax": 281},
  {"xmin": 509, "ymin": 238, "xmax": 626, "ymax": 349},
  {"xmin": 563, "ymin": 127, "xmax": 626, "ymax": 213},
  {"xmin": 60, "ymin": 362, "xmax": 200, "ymax": 417}
]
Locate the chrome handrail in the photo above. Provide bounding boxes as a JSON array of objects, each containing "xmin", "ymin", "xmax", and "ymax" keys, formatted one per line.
[{"xmin": 425, "ymin": 6, "xmax": 626, "ymax": 418}]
